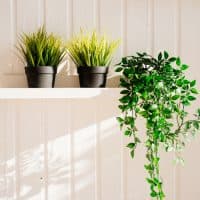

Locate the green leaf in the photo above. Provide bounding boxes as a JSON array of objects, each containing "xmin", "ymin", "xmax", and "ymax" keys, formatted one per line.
[
  {"xmin": 164, "ymin": 51, "xmax": 169, "ymax": 59},
  {"xmin": 122, "ymin": 57, "xmax": 128, "ymax": 64},
  {"xmin": 182, "ymin": 100, "xmax": 190, "ymax": 106},
  {"xmin": 158, "ymin": 52, "xmax": 162, "ymax": 60},
  {"xmin": 144, "ymin": 164, "xmax": 152, "ymax": 170},
  {"xmin": 191, "ymin": 88, "xmax": 199, "ymax": 94},
  {"xmin": 169, "ymin": 57, "xmax": 176, "ymax": 62},
  {"xmin": 146, "ymin": 178, "xmax": 155, "ymax": 185},
  {"xmin": 193, "ymin": 121, "xmax": 200, "ymax": 130},
  {"xmin": 181, "ymin": 64, "xmax": 189, "ymax": 70},
  {"xmin": 176, "ymin": 57, "xmax": 181, "ymax": 66},
  {"xmin": 115, "ymin": 67, "xmax": 123, "ymax": 72},
  {"xmin": 176, "ymin": 79, "xmax": 183, "ymax": 86},
  {"xmin": 183, "ymin": 79, "xmax": 190, "ymax": 85},
  {"xmin": 188, "ymin": 95, "xmax": 196, "ymax": 101},
  {"xmin": 116, "ymin": 117, "xmax": 124, "ymax": 123},
  {"xmin": 119, "ymin": 95, "xmax": 130, "ymax": 103},
  {"xmin": 120, "ymin": 90, "xmax": 130, "ymax": 95},
  {"xmin": 150, "ymin": 191, "xmax": 157, "ymax": 197},
  {"xmin": 130, "ymin": 149, "xmax": 135, "ymax": 158},
  {"xmin": 124, "ymin": 130, "xmax": 132, "ymax": 136},
  {"xmin": 190, "ymin": 80, "xmax": 196, "ymax": 87},
  {"xmin": 127, "ymin": 143, "xmax": 135, "ymax": 149},
  {"xmin": 139, "ymin": 111, "xmax": 148, "ymax": 118},
  {"xmin": 197, "ymin": 109, "xmax": 200, "ymax": 117},
  {"xmin": 172, "ymin": 95, "xmax": 180, "ymax": 100}
]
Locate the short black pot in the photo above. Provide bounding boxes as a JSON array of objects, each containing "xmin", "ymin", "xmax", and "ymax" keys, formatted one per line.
[
  {"xmin": 77, "ymin": 66, "xmax": 109, "ymax": 88},
  {"xmin": 25, "ymin": 66, "xmax": 57, "ymax": 88}
]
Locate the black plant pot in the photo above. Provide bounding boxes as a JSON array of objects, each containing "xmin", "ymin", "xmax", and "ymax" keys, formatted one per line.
[
  {"xmin": 25, "ymin": 66, "xmax": 57, "ymax": 88},
  {"xmin": 77, "ymin": 66, "xmax": 109, "ymax": 88}
]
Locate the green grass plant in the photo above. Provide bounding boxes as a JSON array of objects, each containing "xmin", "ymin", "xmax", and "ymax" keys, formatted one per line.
[
  {"xmin": 17, "ymin": 27, "xmax": 66, "ymax": 67},
  {"xmin": 66, "ymin": 30, "xmax": 120, "ymax": 67}
]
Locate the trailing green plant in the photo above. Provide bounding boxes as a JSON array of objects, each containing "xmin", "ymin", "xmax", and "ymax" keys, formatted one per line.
[
  {"xmin": 66, "ymin": 30, "xmax": 120, "ymax": 67},
  {"xmin": 116, "ymin": 51, "xmax": 200, "ymax": 200},
  {"xmin": 17, "ymin": 27, "xmax": 66, "ymax": 67}
]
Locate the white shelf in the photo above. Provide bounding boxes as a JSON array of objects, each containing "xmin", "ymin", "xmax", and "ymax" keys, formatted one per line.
[{"xmin": 0, "ymin": 88, "xmax": 119, "ymax": 99}]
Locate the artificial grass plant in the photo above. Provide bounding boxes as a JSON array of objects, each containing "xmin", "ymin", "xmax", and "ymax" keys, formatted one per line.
[
  {"xmin": 66, "ymin": 30, "xmax": 120, "ymax": 67},
  {"xmin": 17, "ymin": 27, "xmax": 66, "ymax": 67}
]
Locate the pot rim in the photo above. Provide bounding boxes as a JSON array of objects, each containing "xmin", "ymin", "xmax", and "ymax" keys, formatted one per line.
[
  {"xmin": 25, "ymin": 66, "xmax": 56, "ymax": 74},
  {"xmin": 77, "ymin": 66, "xmax": 109, "ymax": 74}
]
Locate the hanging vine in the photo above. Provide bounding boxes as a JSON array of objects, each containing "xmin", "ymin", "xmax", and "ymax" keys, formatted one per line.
[{"xmin": 116, "ymin": 51, "xmax": 200, "ymax": 199}]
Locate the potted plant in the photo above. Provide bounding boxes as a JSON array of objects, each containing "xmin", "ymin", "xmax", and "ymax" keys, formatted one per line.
[
  {"xmin": 17, "ymin": 27, "xmax": 66, "ymax": 88},
  {"xmin": 66, "ymin": 30, "xmax": 120, "ymax": 88},
  {"xmin": 116, "ymin": 51, "xmax": 200, "ymax": 199}
]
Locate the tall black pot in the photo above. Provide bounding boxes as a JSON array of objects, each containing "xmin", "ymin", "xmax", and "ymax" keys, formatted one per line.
[
  {"xmin": 25, "ymin": 66, "xmax": 57, "ymax": 88},
  {"xmin": 77, "ymin": 66, "xmax": 109, "ymax": 88}
]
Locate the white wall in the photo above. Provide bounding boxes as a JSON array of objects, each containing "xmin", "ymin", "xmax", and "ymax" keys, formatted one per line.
[
  {"xmin": 0, "ymin": 0, "xmax": 200, "ymax": 87},
  {"xmin": 0, "ymin": 0, "xmax": 200, "ymax": 199},
  {"xmin": 0, "ymin": 89, "xmax": 200, "ymax": 200}
]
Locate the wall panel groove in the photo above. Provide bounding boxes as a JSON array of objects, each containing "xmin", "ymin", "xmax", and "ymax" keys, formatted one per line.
[
  {"xmin": 0, "ymin": 101, "xmax": 6, "ymax": 199},
  {"xmin": 13, "ymin": 101, "xmax": 20, "ymax": 199},
  {"xmin": 147, "ymin": 0, "xmax": 155, "ymax": 55},
  {"xmin": 0, "ymin": 0, "xmax": 200, "ymax": 199},
  {"xmin": 94, "ymin": 102, "xmax": 101, "ymax": 200},
  {"xmin": 121, "ymin": 0, "xmax": 127, "ymax": 56}
]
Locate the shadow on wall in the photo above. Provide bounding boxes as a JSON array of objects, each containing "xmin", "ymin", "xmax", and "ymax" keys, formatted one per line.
[
  {"xmin": 0, "ymin": 89, "xmax": 129, "ymax": 199},
  {"xmin": 0, "ymin": 89, "xmax": 181, "ymax": 199}
]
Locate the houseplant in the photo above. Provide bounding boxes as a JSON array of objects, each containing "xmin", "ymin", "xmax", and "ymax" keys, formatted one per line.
[
  {"xmin": 66, "ymin": 30, "xmax": 120, "ymax": 87},
  {"xmin": 17, "ymin": 27, "xmax": 66, "ymax": 88},
  {"xmin": 116, "ymin": 51, "xmax": 200, "ymax": 199}
]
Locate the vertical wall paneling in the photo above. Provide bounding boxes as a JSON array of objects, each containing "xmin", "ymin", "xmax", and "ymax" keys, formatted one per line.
[
  {"xmin": 0, "ymin": 0, "xmax": 199, "ymax": 198},
  {"xmin": 146, "ymin": 0, "xmax": 154, "ymax": 55},
  {"xmin": 69, "ymin": 100, "xmax": 75, "ymax": 200},
  {"xmin": 180, "ymin": 0, "xmax": 200, "ymax": 83},
  {"xmin": 174, "ymin": 0, "xmax": 181, "ymax": 56},
  {"xmin": 45, "ymin": 100, "xmax": 71, "ymax": 199},
  {"xmin": 97, "ymin": 90, "xmax": 122, "ymax": 200},
  {"xmin": 94, "ymin": 0, "xmax": 100, "ymax": 31},
  {"xmin": 127, "ymin": 0, "xmax": 148, "ymax": 55},
  {"xmin": 71, "ymin": 97, "xmax": 96, "ymax": 200},
  {"xmin": 125, "ymin": 118, "xmax": 148, "ymax": 199},
  {"xmin": 154, "ymin": 0, "xmax": 175, "ymax": 54},
  {"xmin": 120, "ymin": 1, "xmax": 127, "ymax": 196},
  {"xmin": 37, "ymin": 0, "xmax": 45, "ymax": 28},
  {"xmin": 73, "ymin": 0, "xmax": 95, "ymax": 33},
  {"xmin": 99, "ymin": 0, "xmax": 122, "ymax": 73},
  {"xmin": 18, "ymin": 100, "xmax": 43, "ymax": 199},
  {"xmin": 94, "ymin": 101, "xmax": 101, "ymax": 200},
  {"xmin": 0, "ymin": 1, "xmax": 14, "ymax": 73},
  {"xmin": 15, "ymin": 0, "xmax": 42, "ymax": 73},
  {"xmin": 66, "ymin": 0, "xmax": 76, "ymax": 75},
  {"xmin": 0, "ymin": 101, "xmax": 6, "ymax": 199},
  {"xmin": 40, "ymin": 99, "xmax": 48, "ymax": 200},
  {"xmin": 121, "ymin": 0, "xmax": 127, "ymax": 57},
  {"xmin": 173, "ymin": 1, "xmax": 181, "ymax": 199},
  {"xmin": 45, "ymin": 0, "xmax": 68, "ymax": 39},
  {"xmin": 16, "ymin": 0, "xmax": 41, "ymax": 33},
  {"xmin": 0, "ymin": 89, "xmax": 200, "ymax": 199},
  {"xmin": 7, "ymin": 101, "xmax": 17, "ymax": 199},
  {"xmin": 0, "ymin": 0, "xmax": 200, "ymax": 85},
  {"xmin": 180, "ymin": 137, "xmax": 200, "ymax": 200},
  {"xmin": 180, "ymin": 1, "xmax": 200, "ymax": 199},
  {"xmin": 14, "ymin": 101, "xmax": 20, "ymax": 199}
]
